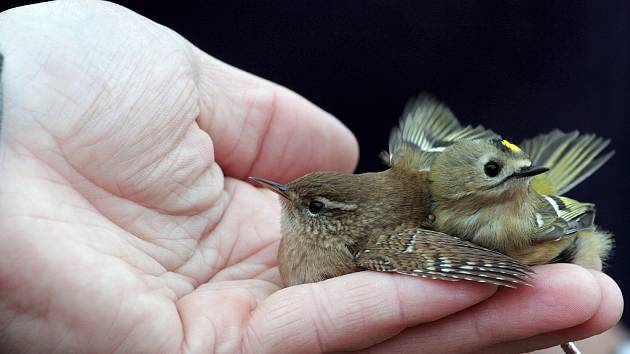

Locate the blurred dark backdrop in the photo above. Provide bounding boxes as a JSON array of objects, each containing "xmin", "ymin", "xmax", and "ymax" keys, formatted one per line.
[{"xmin": 5, "ymin": 1, "xmax": 630, "ymax": 318}]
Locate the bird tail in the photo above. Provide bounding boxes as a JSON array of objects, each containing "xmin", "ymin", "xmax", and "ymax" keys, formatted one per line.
[
  {"xmin": 550, "ymin": 229, "xmax": 613, "ymax": 271},
  {"xmin": 520, "ymin": 130, "xmax": 614, "ymax": 195}
]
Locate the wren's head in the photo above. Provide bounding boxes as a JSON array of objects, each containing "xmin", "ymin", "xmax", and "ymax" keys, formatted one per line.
[
  {"xmin": 428, "ymin": 139, "xmax": 549, "ymax": 203},
  {"xmin": 250, "ymin": 172, "xmax": 373, "ymax": 242},
  {"xmin": 250, "ymin": 169, "xmax": 431, "ymax": 242}
]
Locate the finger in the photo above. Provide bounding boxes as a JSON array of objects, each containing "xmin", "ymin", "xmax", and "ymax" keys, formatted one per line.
[
  {"xmin": 193, "ymin": 49, "xmax": 359, "ymax": 182},
  {"xmin": 470, "ymin": 270, "xmax": 623, "ymax": 354},
  {"xmin": 241, "ymin": 271, "xmax": 498, "ymax": 353},
  {"xmin": 177, "ymin": 279, "xmax": 280, "ymax": 354},
  {"xmin": 366, "ymin": 264, "xmax": 615, "ymax": 354}
]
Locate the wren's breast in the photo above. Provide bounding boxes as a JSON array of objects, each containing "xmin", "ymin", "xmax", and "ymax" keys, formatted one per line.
[{"xmin": 278, "ymin": 232, "xmax": 357, "ymax": 286}]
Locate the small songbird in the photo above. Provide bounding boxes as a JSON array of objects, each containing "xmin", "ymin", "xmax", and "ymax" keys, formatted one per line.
[
  {"xmin": 428, "ymin": 136, "xmax": 613, "ymax": 269},
  {"xmin": 386, "ymin": 95, "xmax": 614, "ymax": 271}
]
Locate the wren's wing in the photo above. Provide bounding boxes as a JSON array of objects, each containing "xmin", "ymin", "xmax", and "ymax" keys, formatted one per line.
[
  {"xmin": 386, "ymin": 94, "xmax": 499, "ymax": 171},
  {"xmin": 355, "ymin": 228, "xmax": 534, "ymax": 288},
  {"xmin": 521, "ymin": 129, "xmax": 614, "ymax": 195}
]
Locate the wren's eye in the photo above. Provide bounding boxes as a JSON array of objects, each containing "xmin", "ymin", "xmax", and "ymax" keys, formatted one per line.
[
  {"xmin": 308, "ymin": 200, "xmax": 325, "ymax": 214},
  {"xmin": 484, "ymin": 161, "xmax": 502, "ymax": 177}
]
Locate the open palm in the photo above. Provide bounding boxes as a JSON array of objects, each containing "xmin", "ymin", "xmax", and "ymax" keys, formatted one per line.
[{"xmin": 0, "ymin": 2, "xmax": 622, "ymax": 354}]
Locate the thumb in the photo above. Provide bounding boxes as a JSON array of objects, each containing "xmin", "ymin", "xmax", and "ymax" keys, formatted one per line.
[{"xmin": 192, "ymin": 48, "xmax": 359, "ymax": 182}]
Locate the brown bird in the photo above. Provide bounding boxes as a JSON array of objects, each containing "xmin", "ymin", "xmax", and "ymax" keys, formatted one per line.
[{"xmin": 250, "ymin": 113, "xmax": 533, "ymax": 288}]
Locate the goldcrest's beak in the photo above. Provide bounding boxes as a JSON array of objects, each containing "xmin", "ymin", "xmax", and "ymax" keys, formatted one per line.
[
  {"xmin": 512, "ymin": 166, "xmax": 550, "ymax": 178},
  {"xmin": 249, "ymin": 177, "xmax": 289, "ymax": 199}
]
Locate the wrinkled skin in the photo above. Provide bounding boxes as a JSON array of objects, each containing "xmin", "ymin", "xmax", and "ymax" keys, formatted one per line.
[{"xmin": 0, "ymin": 2, "xmax": 622, "ymax": 353}]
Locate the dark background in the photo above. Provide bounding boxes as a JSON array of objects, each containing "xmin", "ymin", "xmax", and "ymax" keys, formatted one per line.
[{"xmin": 5, "ymin": 1, "xmax": 630, "ymax": 318}]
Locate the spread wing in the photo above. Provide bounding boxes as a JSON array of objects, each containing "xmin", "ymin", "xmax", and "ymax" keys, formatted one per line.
[
  {"xmin": 355, "ymin": 228, "xmax": 534, "ymax": 288},
  {"xmin": 386, "ymin": 94, "xmax": 499, "ymax": 171},
  {"xmin": 521, "ymin": 129, "xmax": 614, "ymax": 195}
]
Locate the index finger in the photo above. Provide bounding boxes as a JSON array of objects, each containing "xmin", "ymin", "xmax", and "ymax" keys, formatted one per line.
[{"xmin": 241, "ymin": 271, "xmax": 498, "ymax": 353}]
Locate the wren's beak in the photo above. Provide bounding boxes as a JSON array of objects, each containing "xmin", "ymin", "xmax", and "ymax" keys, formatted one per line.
[
  {"xmin": 512, "ymin": 166, "xmax": 550, "ymax": 178},
  {"xmin": 249, "ymin": 177, "xmax": 289, "ymax": 199}
]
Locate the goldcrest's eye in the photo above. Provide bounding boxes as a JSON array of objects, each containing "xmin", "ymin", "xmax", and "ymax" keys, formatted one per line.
[
  {"xmin": 308, "ymin": 200, "xmax": 325, "ymax": 214},
  {"xmin": 484, "ymin": 161, "xmax": 502, "ymax": 177}
]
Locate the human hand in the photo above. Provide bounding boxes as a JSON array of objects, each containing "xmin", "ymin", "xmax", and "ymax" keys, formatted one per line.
[{"xmin": 0, "ymin": 2, "xmax": 622, "ymax": 353}]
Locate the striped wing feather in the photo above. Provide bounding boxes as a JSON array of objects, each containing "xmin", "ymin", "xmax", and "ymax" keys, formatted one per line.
[
  {"xmin": 532, "ymin": 195, "xmax": 596, "ymax": 242},
  {"xmin": 356, "ymin": 228, "xmax": 534, "ymax": 288}
]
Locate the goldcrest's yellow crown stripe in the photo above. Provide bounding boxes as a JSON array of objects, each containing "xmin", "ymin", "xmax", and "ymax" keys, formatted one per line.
[{"xmin": 501, "ymin": 139, "xmax": 522, "ymax": 153}]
